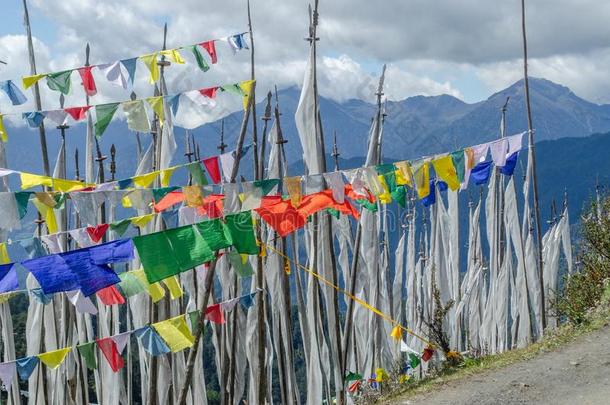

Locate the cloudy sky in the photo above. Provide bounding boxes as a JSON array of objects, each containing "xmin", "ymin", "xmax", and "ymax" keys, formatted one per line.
[{"xmin": 1, "ymin": 0, "xmax": 610, "ymax": 120}]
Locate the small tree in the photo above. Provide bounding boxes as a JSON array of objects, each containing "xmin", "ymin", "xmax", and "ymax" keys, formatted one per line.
[
  {"xmin": 423, "ymin": 282, "xmax": 454, "ymax": 355},
  {"xmin": 556, "ymin": 194, "xmax": 610, "ymax": 323}
]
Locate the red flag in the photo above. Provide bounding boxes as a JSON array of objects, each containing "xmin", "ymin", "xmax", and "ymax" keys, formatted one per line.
[
  {"xmin": 199, "ymin": 86, "xmax": 219, "ymax": 99},
  {"xmin": 255, "ymin": 199, "xmax": 306, "ymax": 237},
  {"xmin": 202, "ymin": 156, "xmax": 221, "ymax": 184},
  {"xmin": 96, "ymin": 285, "xmax": 125, "ymax": 305},
  {"xmin": 297, "ymin": 190, "xmax": 360, "ymax": 219},
  {"xmin": 86, "ymin": 223, "xmax": 109, "ymax": 243},
  {"xmin": 204, "ymin": 303, "xmax": 225, "ymax": 324},
  {"xmin": 153, "ymin": 191, "xmax": 185, "ymax": 212},
  {"xmin": 422, "ymin": 347, "xmax": 435, "ymax": 362},
  {"xmin": 65, "ymin": 106, "xmax": 91, "ymax": 121},
  {"xmin": 196, "ymin": 195, "xmax": 224, "ymax": 218},
  {"xmin": 96, "ymin": 337, "xmax": 125, "ymax": 372},
  {"xmin": 348, "ymin": 380, "xmax": 361, "ymax": 393},
  {"xmin": 77, "ymin": 66, "xmax": 97, "ymax": 96},
  {"xmin": 200, "ymin": 41, "xmax": 217, "ymax": 64}
]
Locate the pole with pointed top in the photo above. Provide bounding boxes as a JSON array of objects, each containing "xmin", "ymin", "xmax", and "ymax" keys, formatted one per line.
[
  {"xmin": 521, "ymin": 0, "xmax": 546, "ymax": 330},
  {"xmin": 259, "ymin": 92, "xmax": 273, "ymax": 177}
]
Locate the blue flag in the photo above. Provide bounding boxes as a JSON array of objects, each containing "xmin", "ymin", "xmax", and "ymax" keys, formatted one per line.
[
  {"xmin": 120, "ymin": 58, "xmax": 138, "ymax": 86},
  {"xmin": 471, "ymin": 161, "xmax": 493, "ymax": 185},
  {"xmin": 0, "ymin": 80, "xmax": 27, "ymax": 105},
  {"xmin": 22, "ymin": 111, "xmax": 45, "ymax": 128},
  {"xmin": 134, "ymin": 326, "xmax": 171, "ymax": 356},
  {"xmin": 16, "ymin": 357, "xmax": 39, "ymax": 380}
]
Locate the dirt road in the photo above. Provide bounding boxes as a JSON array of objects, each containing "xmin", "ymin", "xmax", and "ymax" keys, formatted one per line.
[{"xmin": 397, "ymin": 325, "xmax": 610, "ymax": 405}]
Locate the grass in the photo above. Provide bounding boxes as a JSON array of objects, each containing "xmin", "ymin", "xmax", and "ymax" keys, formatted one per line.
[{"xmin": 377, "ymin": 286, "xmax": 610, "ymax": 404}]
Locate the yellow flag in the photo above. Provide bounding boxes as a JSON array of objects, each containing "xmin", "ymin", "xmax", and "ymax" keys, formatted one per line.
[
  {"xmin": 0, "ymin": 292, "xmax": 17, "ymax": 304},
  {"xmin": 160, "ymin": 167, "xmax": 176, "ymax": 187},
  {"xmin": 0, "ymin": 115, "xmax": 7, "ymax": 143},
  {"xmin": 38, "ymin": 347, "xmax": 71, "ymax": 369},
  {"xmin": 183, "ymin": 185, "xmax": 203, "ymax": 207},
  {"xmin": 20, "ymin": 172, "xmax": 53, "ymax": 190},
  {"xmin": 152, "ymin": 315, "xmax": 195, "ymax": 352},
  {"xmin": 432, "ymin": 155, "xmax": 460, "ymax": 191},
  {"xmin": 139, "ymin": 53, "xmax": 160, "ymax": 84},
  {"xmin": 394, "ymin": 161, "xmax": 413, "ymax": 187},
  {"xmin": 464, "ymin": 147, "xmax": 475, "ymax": 170},
  {"xmin": 32, "ymin": 199, "xmax": 58, "ymax": 234},
  {"xmin": 130, "ymin": 213, "xmax": 155, "ymax": 229},
  {"xmin": 239, "ymin": 80, "xmax": 255, "ymax": 110},
  {"xmin": 390, "ymin": 325, "xmax": 403, "ymax": 341},
  {"xmin": 284, "ymin": 176, "xmax": 302, "ymax": 206},
  {"xmin": 133, "ymin": 269, "xmax": 165, "ymax": 303},
  {"xmin": 0, "ymin": 243, "xmax": 10, "ymax": 265},
  {"xmin": 146, "ymin": 96, "xmax": 165, "ymax": 123},
  {"xmin": 53, "ymin": 179, "xmax": 85, "ymax": 192},
  {"xmin": 160, "ymin": 49, "xmax": 185, "ymax": 64},
  {"xmin": 377, "ymin": 175, "xmax": 392, "ymax": 204},
  {"xmin": 412, "ymin": 161, "xmax": 430, "ymax": 199},
  {"xmin": 121, "ymin": 195, "xmax": 133, "ymax": 208},
  {"xmin": 35, "ymin": 192, "xmax": 57, "ymax": 208},
  {"xmin": 133, "ymin": 171, "xmax": 159, "ymax": 188},
  {"xmin": 162, "ymin": 276, "xmax": 184, "ymax": 300},
  {"xmin": 22, "ymin": 74, "xmax": 46, "ymax": 89},
  {"xmin": 375, "ymin": 368, "xmax": 388, "ymax": 382}
]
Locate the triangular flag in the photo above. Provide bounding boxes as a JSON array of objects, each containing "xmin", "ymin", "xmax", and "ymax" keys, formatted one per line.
[
  {"xmin": 77, "ymin": 343, "xmax": 97, "ymax": 370},
  {"xmin": 239, "ymin": 80, "xmax": 255, "ymax": 110},
  {"xmin": 77, "ymin": 66, "xmax": 97, "ymax": 96},
  {"xmin": 96, "ymin": 337, "xmax": 124, "ymax": 372},
  {"xmin": 65, "ymin": 106, "xmax": 91, "ymax": 121},
  {"xmin": 152, "ymin": 315, "xmax": 195, "ymax": 352},
  {"xmin": 44, "ymin": 110, "xmax": 69, "ymax": 126},
  {"xmin": 38, "ymin": 347, "xmax": 71, "ymax": 369},
  {"xmin": 146, "ymin": 96, "xmax": 165, "ymax": 122},
  {"xmin": 202, "ymin": 156, "xmax": 221, "ymax": 184},
  {"xmin": 94, "ymin": 102, "xmax": 120, "ymax": 138},
  {"xmin": 121, "ymin": 58, "xmax": 138, "ymax": 85},
  {"xmin": 160, "ymin": 168, "xmax": 176, "ymax": 187},
  {"xmin": 96, "ymin": 285, "xmax": 125, "ymax": 305},
  {"xmin": 134, "ymin": 326, "xmax": 171, "ymax": 356},
  {"xmin": 345, "ymin": 371, "xmax": 362, "ymax": 382},
  {"xmin": 408, "ymin": 353, "xmax": 421, "ymax": 369},
  {"xmin": 199, "ymin": 86, "xmax": 218, "ymax": 99},
  {"xmin": 200, "ymin": 41, "xmax": 217, "ymax": 64},
  {"xmin": 46, "ymin": 70, "xmax": 73, "ymax": 95},
  {"xmin": 204, "ymin": 303, "xmax": 225, "ymax": 324},
  {"xmin": 130, "ymin": 213, "xmax": 155, "ymax": 229},
  {"xmin": 390, "ymin": 325, "xmax": 403, "ymax": 341},
  {"xmin": 190, "ymin": 45, "xmax": 210, "ymax": 72},
  {"xmin": 22, "ymin": 74, "xmax": 45, "ymax": 89},
  {"xmin": 133, "ymin": 171, "xmax": 159, "ymax": 188},
  {"xmin": 86, "ymin": 224, "xmax": 109, "ymax": 243},
  {"xmin": 16, "ymin": 356, "xmax": 39, "ymax": 380},
  {"xmin": 22, "ymin": 111, "xmax": 45, "ymax": 128},
  {"xmin": 109, "ymin": 219, "xmax": 131, "ymax": 237},
  {"xmin": 0, "ymin": 80, "xmax": 27, "ymax": 105},
  {"xmin": 111, "ymin": 332, "xmax": 131, "ymax": 353},
  {"xmin": 139, "ymin": 53, "xmax": 159, "ymax": 84},
  {"xmin": 98, "ymin": 61, "xmax": 127, "ymax": 89}
]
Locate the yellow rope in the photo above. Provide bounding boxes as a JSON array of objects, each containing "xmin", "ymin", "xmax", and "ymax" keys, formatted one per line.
[{"xmin": 264, "ymin": 243, "xmax": 434, "ymax": 348}]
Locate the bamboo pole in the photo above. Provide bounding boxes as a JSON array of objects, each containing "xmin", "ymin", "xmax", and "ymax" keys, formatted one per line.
[{"xmin": 521, "ymin": 0, "xmax": 546, "ymax": 330}]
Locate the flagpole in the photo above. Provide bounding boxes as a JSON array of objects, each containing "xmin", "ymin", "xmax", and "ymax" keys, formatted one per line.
[
  {"xmin": 22, "ymin": 0, "xmax": 51, "ymax": 177},
  {"xmin": 521, "ymin": 0, "xmax": 546, "ymax": 330}
]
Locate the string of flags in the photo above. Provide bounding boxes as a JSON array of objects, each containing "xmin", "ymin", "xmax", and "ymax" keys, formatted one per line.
[
  {"xmin": 0, "ymin": 289, "xmax": 262, "ymax": 392},
  {"xmin": 0, "ymin": 79, "xmax": 255, "ymax": 142},
  {"xmin": 0, "ymin": 32, "xmax": 250, "ymax": 107}
]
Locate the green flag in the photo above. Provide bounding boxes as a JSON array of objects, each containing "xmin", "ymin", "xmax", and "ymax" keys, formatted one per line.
[
  {"xmin": 224, "ymin": 211, "xmax": 258, "ymax": 255},
  {"xmin": 194, "ymin": 219, "xmax": 232, "ymax": 251},
  {"xmin": 109, "ymin": 219, "xmax": 131, "ymax": 237},
  {"xmin": 134, "ymin": 231, "xmax": 181, "ymax": 283},
  {"xmin": 95, "ymin": 102, "xmax": 120, "ymax": 138},
  {"xmin": 345, "ymin": 371, "xmax": 362, "ymax": 382},
  {"xmin": 190, "ymin": 45, "xmax": 210, "ymax": 72},
  {"xmin": 14, "ymin": 192, "xmax": 32, "ymax": 219},
  {"xmin": 391, "ymin": 185, "xmax": 407, "ymax": 208},
  {"xmin": 409, "ymin": 353, "xmax": 421, "ymax": 369},
  {"xmin": 118, "ymin": 272, "xmax": 146, "ymax": 297},
  {"xmin": 253, "ymin": 179, "xmax": 280, "ymax": 196},
  {"xmin": 187, "ymin": 162, "xmax": 208, "ymax": 186},
  {"xmin": 375, "ymin": 163, "xmax": 396, "ymax": 175},
  {"xmin": 46, "ymin": 70, "xmax": 73, "ymax": 95},
  {"xmin": 326, "ymin": 207, "xmax": 340, "ymax": 219},
  {"xmin": 165, "ymin": 225, "xmax": 215, "ymax": 270},
  {"xmin": 152, "ymin": 186, "xmax": 180, "ymax": 202},
  {"xmin": 77, "ymin": 342, "xmax": 97, "ymax": 370},
  {"xmin": 227, "ymin": 250, "xmax": 254, "ymax": 277},
  {"xmin": 221, "ymin": 83, "xmax": 244, "ymax": 96},
  {"xmin": 451, "ymin": 150, "xmax": 465, "ymax": 183}
]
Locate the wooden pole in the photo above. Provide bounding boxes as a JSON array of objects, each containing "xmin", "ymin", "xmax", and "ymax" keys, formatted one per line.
[
  {"xmin": 521, "ymin": 0, "xmax": 546, "ymax": 330},
  {"xmin": 176, "ymin": 93, "xmax": 255, "ymax": 405},
  {"xmin": 22, "ymin": 0, "xmax": 51, "ymax": 177}
]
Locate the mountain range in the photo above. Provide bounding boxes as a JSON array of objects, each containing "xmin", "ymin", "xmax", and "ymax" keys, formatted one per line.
[{"xmin": 3, "ymin": 77, "xmax": 610, "ymax": 226}]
